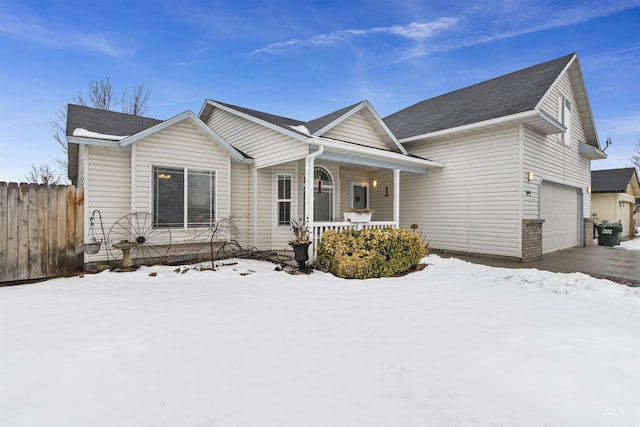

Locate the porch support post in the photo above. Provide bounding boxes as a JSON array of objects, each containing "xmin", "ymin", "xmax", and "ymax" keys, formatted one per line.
[
  {"xmin": 393, "ymin": 169, "xmax": 400, "ymax": 227},
  {"xmin": 305, "ymin": 156, "xmax": 316, "ymax": 259}
]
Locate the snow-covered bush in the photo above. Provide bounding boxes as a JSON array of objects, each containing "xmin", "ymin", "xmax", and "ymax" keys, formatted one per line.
[{"xmin": 316, "ymin": 228, "xmax": 426, "ymax": 279}]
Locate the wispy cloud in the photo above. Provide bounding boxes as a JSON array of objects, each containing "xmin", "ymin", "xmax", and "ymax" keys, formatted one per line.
[
  {"xmin": 250, "ymin": 0, "xmax": 640, "ymax": 65},
  {"xmin": 250, "ymin": 18, "xmax": 457, "ymax": 55},
  {"xmin": 0, "ymin": 3, "xmax": 133, "ymax": 58}
]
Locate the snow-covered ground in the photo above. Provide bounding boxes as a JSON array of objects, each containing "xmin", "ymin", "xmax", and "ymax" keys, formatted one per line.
[
  {"xmin": 621, "ymin": 236, "xmax": 640, "ymax": 251},
  {"xmin": 1, "ymin": 255, "xmax": 639, "ymax": 427}
]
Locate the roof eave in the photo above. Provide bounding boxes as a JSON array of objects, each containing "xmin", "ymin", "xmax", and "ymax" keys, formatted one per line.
[
  {"xmin": 204, "ymin": 100, "xmax": 309, "ymax": 142},
  {"xmin": 67, "ymin": 136, "xmax": 123, "ymax": 148},
  {"xmin": 579, "ymin": 142, "xmax": 607, "ymax": 160},
  {"xmin": 311, "ymin": 137, "xmax": 444, "ymax": 170},
  {"xmin": 399, "ymin": 110, "xmax": 546, "ymax": 143},
  {"xmin": 119, "ymin": 111, "xmax": 250, "ymax": 163}
]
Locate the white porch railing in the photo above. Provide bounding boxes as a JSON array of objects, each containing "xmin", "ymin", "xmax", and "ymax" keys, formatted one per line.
[{"xmin": 311, "ymin": 221, "xmax": 398, "ymax": 257}]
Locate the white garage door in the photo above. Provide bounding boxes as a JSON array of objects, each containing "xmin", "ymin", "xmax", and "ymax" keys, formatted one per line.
[
  {"xmin": 621, "ymin": 202, "xmax": 631, "ymax": 237},
  {"xmin": 541, "ymin": 182, "xmax": 579, "ymax": 253}
]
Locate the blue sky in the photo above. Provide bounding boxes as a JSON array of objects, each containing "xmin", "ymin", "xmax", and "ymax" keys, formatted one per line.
[{"xmin": 1, "ymin": 0, "xmax": 639, "ymax": 182}]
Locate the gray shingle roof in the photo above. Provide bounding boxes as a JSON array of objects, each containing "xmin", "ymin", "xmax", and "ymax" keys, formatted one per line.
[
  {"xmin": 591, "ymin": 168, "xmax": 637, "ymax": 193},
  {"xmin": 215, "ymin": 101, "xmax": 304, "ymax": 131},
  {"xmin": 214, "ymin": 100, "xmax": 372, "ymax": 137},
  {"xmin": 304, "ymin": 102, "xmax": 363, "ymax": 134},
  {"xmin": 384, "ymin": 53, "xmax": 575, "ymax": 140},
  {"xmin": 66, "ymin": 104, "xmax": 162, "ymax": 138}
]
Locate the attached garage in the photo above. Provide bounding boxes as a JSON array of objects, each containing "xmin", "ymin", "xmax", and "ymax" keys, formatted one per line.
[
  {"xmin": 621, "ymin": 202, "xmax": 632, "ymax": 238},
  {"xmin": 540, "ymin": 182, "xmax": 580, "ymax": 253}
]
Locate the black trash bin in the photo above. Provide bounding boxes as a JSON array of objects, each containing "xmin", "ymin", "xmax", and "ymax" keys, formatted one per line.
[{"xmin": 596, "ymin": 222, "xmax": 623, "ymax": 246}]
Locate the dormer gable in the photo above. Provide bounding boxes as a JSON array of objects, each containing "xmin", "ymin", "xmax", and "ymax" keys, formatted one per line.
[{"xmin": 307, "ymin": 101, "xmax": 406, "ymax": 153}]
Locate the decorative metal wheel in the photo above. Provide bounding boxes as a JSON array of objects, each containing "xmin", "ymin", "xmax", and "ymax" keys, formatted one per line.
[
  {"xmin": 216, "ymin": 240, "xmax": 244, "ymax": 260},
  {"xmin": 108, "ymin": 212, "xmax": 172, "ymax": 267}
]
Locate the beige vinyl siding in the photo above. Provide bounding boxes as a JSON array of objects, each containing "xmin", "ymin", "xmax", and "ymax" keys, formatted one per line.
[
  {"xmin": 231, "ymin": 163, "xmax": 252, "ymax": 248},
  {"xmin": 85, "ymin": 145, "xmax": 131, "ymax": 262},
  {"xmin": 255, "ymin": 169, "xmax": 272, "ymax": 250},
  {"xmin": 132, "ymin": 120, "xmax": 232, "ymax": 243},
  {"xmin": 339, "ymin": 167, "xmax": 371, "ymax": 217},
  {"xmin": 322, "ymin": 110, "xmax": 395, "ymax": 151},
  {"xmin": 524, "ymin": 74, "xmax": 591, "ymax": 221},
  {"xmin": 402, "ymin": 127, "xmax": 520, "ymax": 257},
  {"xmin": 539, "ymin": 66, "xmax": 588, "ymax": 149},
  {"xmin": 207, "ymin": 108, "xmax": 308, "ymax": 168},
  {"xmin": 591, "ymin": 193, "xmax": 616, "ymax": 224},
  {"xmin": 369, "ymin": 169, "xmax": 394, "ymax": 221},
  {"xmin": 591, "ymin": 193, "xmax": 635, "ymax": 236}
]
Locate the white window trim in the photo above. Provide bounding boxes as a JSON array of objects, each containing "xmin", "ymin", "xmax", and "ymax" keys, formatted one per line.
[
  {"xmin": 558, "ymin": 94, "xmax": 572, "ymax": 146},
  {"xmin": 276, "ymin": 173, "xmax": 292, "ymax": 226},
  {"xmin": 152, "ymin": 165, "xmax": 217, "ymax": 229},
  {"xmin": 314, "ymin": 166, "xmax": 335, "ymax": 221}
]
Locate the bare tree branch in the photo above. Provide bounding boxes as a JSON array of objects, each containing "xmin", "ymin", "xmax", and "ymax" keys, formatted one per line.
[
  {"xmin": 631, "ymin": 139, "xmax": 640, "ymax": 174},
  {"xmin": 51, "ymin": 78, "xmax": 151, "ymax": 157},
  {"xmin": 24, "ymin": 164, "xmax": 62, "ymax": 185},
  {"xmin": 122, "ymin": 85, "xmax": 149, "ymax": 116}
]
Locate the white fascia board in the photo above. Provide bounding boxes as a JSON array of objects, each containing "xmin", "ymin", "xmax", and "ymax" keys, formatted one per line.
[
  {"xmin": 66, "ymin": 136, "xmax": 123, "ymax": 149},
  {"xmin": 311, "ymin": 137, "xmax": 444, "ymax": 169},
  {"xmin": 119, "ymin": 111, "xmax": 252, "ymax": 163},
  {"xmin": 204, "ymin": 100, "xmax": 309, "ymax": 143},
  {"xmin": 566, "ymin": 57, "xmax": 601, "ymax": 149},
  {"xmin": 538, "ymin": 110, "xmax": 566, "ymax": 133},
  {"xmin": 579, "ymin": 142, "xmax": 607, "ymax": 160},
  {"xmin": 319, "ymin": 151, "xmax": 430, "ymax": 175},
  {"xmin": 399, "ymin": 110, "xmax": 541, "ymax": 143},
  {"xmin": 362, "ymin": 100, "xmax": 408, "ymax": 155},
  {"xmin": 534, "ymin": 53, "xmax": 576, "ymax": 111}
]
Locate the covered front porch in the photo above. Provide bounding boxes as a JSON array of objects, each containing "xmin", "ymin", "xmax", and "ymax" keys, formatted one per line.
[{"xmin": 289, "ymin": 138, "xmax": 444, "ymax": 258}]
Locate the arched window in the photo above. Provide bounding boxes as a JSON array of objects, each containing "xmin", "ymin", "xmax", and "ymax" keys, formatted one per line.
[{"xmin": 314, "ymin": 166, "xmax": 333, "ymax": 221}]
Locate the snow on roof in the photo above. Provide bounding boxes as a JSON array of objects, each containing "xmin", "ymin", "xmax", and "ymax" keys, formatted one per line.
[
  {"xmin": 289, "ymin": 124, "xmax": 311, "ymax": 136},
  {"xmin": 72, "ymin": 128, "xmax": 129, "ymax": 141}
]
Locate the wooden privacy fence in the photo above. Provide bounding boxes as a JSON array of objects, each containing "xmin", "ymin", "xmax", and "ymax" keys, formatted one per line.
[{"xmin": 0, "ymin": 182, "xmax": 84, "ymax": 284}]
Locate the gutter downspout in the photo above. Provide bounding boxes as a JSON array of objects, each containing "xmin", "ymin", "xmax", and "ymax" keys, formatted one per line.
[{"xmin": 305, "ymin": 143, "xmax": 324, "ymax": 262}]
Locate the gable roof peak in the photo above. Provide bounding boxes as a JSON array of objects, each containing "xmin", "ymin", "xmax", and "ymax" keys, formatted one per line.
[
  {"xmin": 384, "ymin": 53, "xmax": 577, "ymax": 140},
  {"xmin": 304, "ymin": 101, "xmax": 367, "ymax": 135}
]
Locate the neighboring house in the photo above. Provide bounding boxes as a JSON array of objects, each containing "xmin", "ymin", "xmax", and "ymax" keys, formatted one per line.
[
  {"xmin": 67, "ymin": 52, "xmax": 605, "ymax": 265},
  {"xmin": 591, "ymin": 168, "xmax": 640, "ymax": 238}
]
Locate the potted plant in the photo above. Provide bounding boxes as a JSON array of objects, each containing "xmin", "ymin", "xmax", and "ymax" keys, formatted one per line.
[
  {"xmin": 343, "ymin": 208, "xmax": 375, "ymax": 223},
  {"xmin": 289, "ymin": 219, "xmax": 311, "ymax": 271}
]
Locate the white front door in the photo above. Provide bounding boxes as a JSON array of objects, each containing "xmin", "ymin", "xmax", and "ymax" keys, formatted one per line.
[{"xmin": 353, "ymin": 185, "xmax": 367, "ymax": 209}]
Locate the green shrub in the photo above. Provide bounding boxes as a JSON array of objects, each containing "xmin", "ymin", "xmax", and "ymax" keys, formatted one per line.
[{"xmin": 316, "ymin": 228, "xmax": 427, "ymax": 279}]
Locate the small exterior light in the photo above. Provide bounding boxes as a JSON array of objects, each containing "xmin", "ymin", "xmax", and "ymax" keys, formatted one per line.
[
  {"xmin": 527, "ymin": 171, "xmax": 535, "ymax": 181},
  {"xmin": 372, "ymin": 180, "xmax": 378, "ymax": 187},
  {"xmin": 587, "ymin": 186, "xmax": 591, "ymax": 193}
]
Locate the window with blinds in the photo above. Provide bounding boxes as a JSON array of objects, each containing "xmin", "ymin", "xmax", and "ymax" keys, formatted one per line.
[
  {"xmin": 153, "ymin": 166, "xmax": 216, "ymax": 228},
  {"xmin": 277, "ymin": 174, "xmax": 292, "ymax": 225}
]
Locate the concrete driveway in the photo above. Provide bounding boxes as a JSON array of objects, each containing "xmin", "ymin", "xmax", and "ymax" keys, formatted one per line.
[{"xmin": 444, "ymin": 242, "xmax": 640, "ymax": 287}]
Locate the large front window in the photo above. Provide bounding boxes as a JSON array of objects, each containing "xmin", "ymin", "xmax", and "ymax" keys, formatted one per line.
[{"xmin": 153, "ymin": 166, "xmax": 216, "ymax": 228}]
